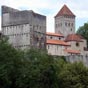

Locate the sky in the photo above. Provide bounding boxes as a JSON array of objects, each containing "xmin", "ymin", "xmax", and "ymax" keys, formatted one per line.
[{"xmin": 0, "ymin": 0, "xmax": 88, "ymax": 32}]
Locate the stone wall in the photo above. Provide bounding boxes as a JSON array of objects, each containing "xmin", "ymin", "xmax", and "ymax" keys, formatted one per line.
[{"xmin": 2, "ymin": 6, "xmax": 46, "ymax": 50}]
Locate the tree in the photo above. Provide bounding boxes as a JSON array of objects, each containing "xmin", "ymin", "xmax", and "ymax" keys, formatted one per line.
[
  {"xmin": 58, "ymin": 62, "xmax": 88, "ymax": 88},
  {"xmin": 0, "ymin": 37, "xmax": 24, "ymax": 88},
  {"xmin": 16, "ymin": 49, "xmax": 58, "ymax": 88},
  {"xmin": 77, "ymin": 22, "xmax": 88, "ymax": 47},
  {"xmin": 1, "ymin": 37, "xmax": 88, "ymax": 88}
]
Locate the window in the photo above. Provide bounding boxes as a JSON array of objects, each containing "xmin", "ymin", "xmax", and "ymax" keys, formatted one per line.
[
  {"xmin": 57, "ymin": 45, "xmax": 58, "ymax": 50},
  {"xmin": 59, "ymin": 37, "xmax": 61, "ymax": 40},
  {"xmin": 50, "ymin": 36, "xmax": 52, "ymax": 39},
  {"xmin": 26, "ymin": 33, "xmax": 28, "ymax": 37},
  {"xmin": 36, "ymin": 25, "xmax": 38, "ymax": 29},
  {"xmin": 48, "ymin": 45, "xmax": 49, "ymax": 49},
  {"xmin": 71, "ymin": 23, "xmax": 73, "ymax": 27},
  {"xmin": 65, "ymin": 22, "xmax": 67, "ymax": 26},
  {"xmin": 56, "ymin": 24, "xmax": 57, "ymax": 28},
  {"xmin": 60, "ymin": 23, "xmax": 62, "ymax": 26},
  {"xmin": 40, "ymin": 26, "xmax": 41, "ymax": 30},
  {"xmin": 33, "ymin": 25, "xmax": 35, "ymax": 30},
  {"xmin": 71, "ymin": 28, "xmax": 72, "ymax": 31},
  {"xmin": 76, "ymin": 42, "xmax": 79, "ymax": 47},
  {"xmin": 68, "ymin": 23, "xmax": 70, "ymax": 26}
]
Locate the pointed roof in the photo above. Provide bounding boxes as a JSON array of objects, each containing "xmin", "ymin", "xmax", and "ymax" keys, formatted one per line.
[{"xmin": 55, "ymin": 5, "xmax": 75, "ymax": 17}]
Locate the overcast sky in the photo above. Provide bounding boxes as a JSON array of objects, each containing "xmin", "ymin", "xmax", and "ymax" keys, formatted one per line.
[{"xmin": 0, "ymin": 0, "xmax": 88, "ymax": 32}]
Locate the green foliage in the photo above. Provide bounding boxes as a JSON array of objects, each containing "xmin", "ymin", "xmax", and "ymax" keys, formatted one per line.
[
  {"xmin": 58, "ymin": 62, "xmax": 88, "ymax": 88},
  {"xmin": 0, "ymin": 37, "xmax": 88, "ymax": 88},
  {"xmin": 16, "ymin": 49, "xmax": 58, "ymax": 88},
  {"xmin": 77, "ymin": 22, "xmax": 88, "ymax": 47},
  {"xmin": 0, "ymin": 38, "xmax": 24, "ymax": 88}
]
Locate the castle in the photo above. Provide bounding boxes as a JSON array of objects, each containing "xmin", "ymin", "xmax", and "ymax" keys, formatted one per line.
[{"xmin": 1, "ymin": 5, "xmax": 88, "ymax": 65}]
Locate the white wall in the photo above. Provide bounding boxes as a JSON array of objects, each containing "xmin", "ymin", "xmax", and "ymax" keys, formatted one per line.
[
  {"xmin": 2, "ymin": 24, "xmax": 31, "ymax": 49},
  {"xmin": 47, "ymin": 44, "xmax": 65, "ymax": 56}
]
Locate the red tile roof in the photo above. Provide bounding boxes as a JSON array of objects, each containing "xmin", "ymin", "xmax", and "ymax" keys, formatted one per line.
[
  {"xmin": 65, "ymin": 34, "xmax": 83, "ymax": 42},
  {"xmin": 64, "ymin": 49, "xmax": 80, "ymax": 54},
  {"xmin": 46, "ymin": 39, "xmax": 70, "ymax": 46},
  {"xmin": 46, "ymin": 32, "xmax": 64, "ymax": 37},
  {"xmin": 77, "ymin": 34, "xmax": 84, "ymax": 39},
  {"xmin": 55, "ymin": 5, "xmax": 75, "ymax": 17}
]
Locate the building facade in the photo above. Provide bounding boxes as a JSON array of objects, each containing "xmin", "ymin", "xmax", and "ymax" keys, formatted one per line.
[
  {"xmin": 2, "ymin": 6, "xmax": 46, "ymax": 49},
  {"xmin": 1, "ymin": 5, "xmax": 88, "ymax": 65},
  {"xmin": 46, "ymin": 5, "xmax": 88, "ymax": 66}
]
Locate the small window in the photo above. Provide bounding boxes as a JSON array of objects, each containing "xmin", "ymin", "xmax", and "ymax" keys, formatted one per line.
[
  {"xmin": 26, "ymin": 34, "xmax": 28, "ymax": 37},
  {"xmin": 57, "ymin": 45, "xmax": 58, "ymax": 50},
  {"xmin": 71, "ymin": 23, "xmax": 73, "ymax": 27},
  {"xmin": 60, "ymin": 23, "xmax": 62, "ymax": 26},
  {"xmin": 50, "ymin": 36, "xmax": 52, "ymax": 39},
  {"xmin": 48, "ymin": 45, "xmax": 49, "ymax": 49},
  {"xmin": 68, "ymin": 23, "xmax": 70, "ymax": 26},
  {"xmin": 56, "ymin": 24, "xmax": 57, "ymax": 28},
  {"xmin": 76, "ymin": 42, "xmax": 79, "ymax": 47},
  {"xmin": 71, "ymin": 28, "xmax": 72, "ymax": 31},
  {"xmin": 65, "ymin": 22, "xmax": 67, "ymax": 26},
  {"xmin": 40, "ymin": 26, "xmax": 41, "ymax": 30},
  {"xmin": 59, "ymin": 37, "xmax": 61, "ymax": 40}
]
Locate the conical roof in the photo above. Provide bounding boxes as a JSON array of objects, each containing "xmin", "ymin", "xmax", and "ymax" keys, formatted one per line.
[{"xmin": 55, "ymin": 5, "xmax": 75, "ymax": 17}]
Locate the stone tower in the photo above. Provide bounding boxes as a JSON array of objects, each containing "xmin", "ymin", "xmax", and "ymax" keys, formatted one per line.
[
  {"xmin": 55, "ymin": 5, "xmax": 75, "ymax": 37},
  {"xmin": 2, "ymin": 6, "xmax": 46, "ymax": 50}
]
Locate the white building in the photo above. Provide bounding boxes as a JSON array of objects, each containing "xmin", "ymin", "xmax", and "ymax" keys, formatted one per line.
[
  {"xmin": 2, "ymin": 6, "xmax": 46, "ymax": 50},
  {"xmin": 46, "ymin": 5, "xmax": 88, "ymax": 66}
]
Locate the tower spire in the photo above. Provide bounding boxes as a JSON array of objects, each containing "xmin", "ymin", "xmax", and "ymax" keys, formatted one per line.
[{"xmin": 55, "ymin": 4, "xmax": 75, "ymax": 17}]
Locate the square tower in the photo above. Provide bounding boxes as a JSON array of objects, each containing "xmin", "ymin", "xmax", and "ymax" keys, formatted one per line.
[
  {"xmin": 1, "ymin": 6, "xmax": 46, "ymax": 50},
  {"xmin": 55, "ymin": 5, "xmax": 75, "ymax": 37}
]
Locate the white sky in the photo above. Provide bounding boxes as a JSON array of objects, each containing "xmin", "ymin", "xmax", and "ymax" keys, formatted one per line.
[{"xmin": 0, "ymin": 0, "xmax": 88, "ymax": 32}]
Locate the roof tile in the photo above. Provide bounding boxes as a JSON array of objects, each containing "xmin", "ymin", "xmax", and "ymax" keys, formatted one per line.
[
  {"xmin": 65, "ymin": 34, "xmax": 83, "ymax": 42},
  {"xmin": 64, "ymin": 49, "xmax": 80, "ymax": 54},
  {"xmin": 46, "ymin": 39, "xmax": 70, "ymax": 46},
  {"xmin": 46, "ymin": 32, "xmax": 64, "ymax": 37},
  {"xmin": 55, "ymin": 5, "xmax": 75, "ymax": 17}
]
